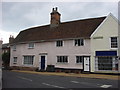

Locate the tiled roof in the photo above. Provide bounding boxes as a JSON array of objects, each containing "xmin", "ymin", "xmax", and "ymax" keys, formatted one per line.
[{"xmin": 12, "ymin": 16, "xmax": 106, "ymax": 44}]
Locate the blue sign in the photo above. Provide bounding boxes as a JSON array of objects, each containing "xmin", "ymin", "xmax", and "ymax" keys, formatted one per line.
[{"xmin": 96, "ymin": 51, "xmax": 117, "ymax": 56}]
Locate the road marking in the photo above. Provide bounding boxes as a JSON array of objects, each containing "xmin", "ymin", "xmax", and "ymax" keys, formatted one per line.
[
  {"xmin": 70, "ymin": 81, "xmax": 79, "ymax": 83},
  {"xmin": 42, "ymin": 83, "xmax": 65, "ymax": 88},
  {"xmin": 100, "ymin": 85, "xmax": 112, "ymax": 88},
  {"xmin": 17, "ymin": 76, "xmax": 32, "ymax": 82}
]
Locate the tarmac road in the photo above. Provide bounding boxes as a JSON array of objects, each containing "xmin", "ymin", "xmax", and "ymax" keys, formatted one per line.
[{"xmin": 2, "ymin": 70, "xmax": 119, "ymax": 89}]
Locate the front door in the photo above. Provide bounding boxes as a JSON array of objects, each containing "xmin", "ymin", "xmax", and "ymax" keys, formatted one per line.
[
  {"xmin": 83, "ymin": 57, "xmax": 90, "ymax": 71},
  {"xmin": 41, "ymin": 56, "xmax": 45, "ymax": 70}
]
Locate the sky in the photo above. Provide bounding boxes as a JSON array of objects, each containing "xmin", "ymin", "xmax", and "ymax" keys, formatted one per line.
[{"xmin": 0, "ymin": 0, "xmax": 119, "ymax": 44}]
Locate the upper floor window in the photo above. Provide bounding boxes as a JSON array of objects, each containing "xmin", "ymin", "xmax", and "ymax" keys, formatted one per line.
[
  {"xmin": 23, "ymin": 56, "xmax": 34, "ymax": 65},
  {"xmin": 57, "ymin": 56, "xmax": 68, "ymax": 63},
  {"xmin": 28, "ymin": 43, "xmax": 34, "ymax": 49},
  {"xmin": 13, "ymin": 57, "xmax": 17, "ymax": 64},
  {"xmin": 76, "ymin": 56, "xmax": 84, "ymax": 64},
  {"xmin": 74, "ymin": 39, "xmax": 84, "ymax": 46},
  {"xmin": 13, "ymin": 45, "xmax": 16, "ymax": 51},
  {"xmin": 111, "ymin": 37, "xmax": 118, "ymax": 48},
  {"xmin": 56, "ymin": 40, "xmax": 63, "ymax": 47}
]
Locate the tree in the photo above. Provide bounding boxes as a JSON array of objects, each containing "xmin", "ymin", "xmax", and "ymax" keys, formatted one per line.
[{"xmin": 2, "ymin": 52, "xmax": 10, "ymax": 68}]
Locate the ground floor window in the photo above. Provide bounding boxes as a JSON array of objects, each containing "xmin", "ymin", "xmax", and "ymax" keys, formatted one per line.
[
  {"xmin": 76, "ymin": 56, "xmax": 84, "ymax": 64},
  {"xmin": 57, "ymin": 56, "xmax": 68, "ymax": 63},
  {"xmin": 95, "ymin": 56, "xmax": 118, "ymax": 71},
  {"xmin": 13, "ymin": 57, "xmax": 17, "ymax": 64},
  {"xmin": 98, "ymin": 57, "xmax": 112, "ymax": 70},
  {"xmin": 23, "ymin": 56, "xmax": 34, "ymax": 65}
]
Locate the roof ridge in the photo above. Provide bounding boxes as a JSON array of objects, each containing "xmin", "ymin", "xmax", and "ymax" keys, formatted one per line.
[
  {"xmin": 61, "ymin": 16, "xmax": 106, "ymax": 24},
  {"xmin": 21, "ymin": 16, "xmax": 106, "ymax": 32}
]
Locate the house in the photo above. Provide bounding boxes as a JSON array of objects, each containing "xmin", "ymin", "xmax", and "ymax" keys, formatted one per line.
[
  {"xmin": 10, "ymin": 7, "xmax": 119, "ymax": 73},
  {"xmin": 90, "ymin": 14, "xmax": 119, "ymax": 73},
  {"xmin": 2, "ymin": 35, "xmax": 14, "ymax": 54},
  {"xmin": 2, "ymin": 43, "xmax": 10, "ymax": 54},
  {"xmin": 2, "ymin": 36, "xmax": 14, "ymax": 68}
]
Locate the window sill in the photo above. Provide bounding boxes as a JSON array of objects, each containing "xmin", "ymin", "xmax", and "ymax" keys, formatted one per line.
[
  {"xmin": 28, "ymin": 47, "xmax": 34, "ymax": 49},
  {"xmin": 56, "ymin": 46, "xmax": 63, "ymax": 47},
  {"xmin": 23, "ymin": 64, "xmax": 33, "ymax": 66},
  {"xmin": 56, "ymin": 62, "xmax": 68, "ymax": 64},
  {"xmin": 110, "ymin": 48, "xmax": 118, "ymax": 50},
  {"xmin": 74, "ymin": 45, "xmax": 84, "ymax": 47},
  {"xmin": 76, "ymin": 63, "xmax": 83, "ymax": 64},
  {"xmin": 13, "ymin": 63, "xmax": 17, "ymax": 64}
]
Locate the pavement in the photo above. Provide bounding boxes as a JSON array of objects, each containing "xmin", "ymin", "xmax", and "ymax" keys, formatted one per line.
[{"xmin": 11, "ymin": 70, "xmax": 120, "ymax": 80}]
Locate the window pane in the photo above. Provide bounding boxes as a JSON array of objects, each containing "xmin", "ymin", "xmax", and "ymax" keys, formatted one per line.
[
  {"xmin": 29, "ymin": 43, "xmax": 34, "ymax": 48},
  {"xmin": 98, "ymin": 56, "xmax": 112, "ymax": 70},
  {"xmin": 57, "ymin": 56, "xmax": 68, "ymax": 63},
  {"xmin": 111, "ymin": 37, "xmax": 118, "ymax": 48},
  {"xmin": 75, "ymin": 40, "xmax": 77, "ymax": 46},
  {"xmin": 75, "ymin": 39, "xmax": 84, "ymax": 46},
  {"xmin": 23, "ymin": 56, "xmax": 34, "ymax": 65},
  {"xmin": 76, "ymin": 56, "xmax": 83, "ymax": 63},
  {"xmin": 13, "ymin": 57, "xmax": 17, "ymax": 63},
  {"xmin": 56, "ymin": 40, "xmax": 63, "ymax": 47},
  {"xmin": 81, "ymin": 39, "xmax": 84, "ymax": 46}
]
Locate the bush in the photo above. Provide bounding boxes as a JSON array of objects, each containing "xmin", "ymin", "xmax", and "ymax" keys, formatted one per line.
[{"xmin": 2, "ymin": 52, "xmax": 10, "ymax": 67}]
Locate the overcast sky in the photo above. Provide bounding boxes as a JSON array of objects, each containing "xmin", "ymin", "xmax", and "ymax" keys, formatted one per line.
[{"xmin": 0, "ymin": 0, "xmax": 119, "ymax": 44}]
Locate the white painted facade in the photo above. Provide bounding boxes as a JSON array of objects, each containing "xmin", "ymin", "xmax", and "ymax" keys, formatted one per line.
[
  {"xmin": 10, "ymin": 39, "xmax": 91, "ymax": 70},
  {"xmin": 91, "ymin": 13, "xmax": 119, "ymax": 73}
]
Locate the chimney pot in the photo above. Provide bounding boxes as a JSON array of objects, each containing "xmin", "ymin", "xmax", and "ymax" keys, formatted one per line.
[
  {"xmin": 52, "ymin": 8, "xmax": 54, "ymax": 11},
  {"xmin": 55, "ymin": 7, "xmax": 57, "ymax": 11}
]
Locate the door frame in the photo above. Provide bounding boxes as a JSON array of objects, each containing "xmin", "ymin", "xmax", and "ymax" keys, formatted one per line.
[
  {"xmin": 83, "ymin": 56, "xmax": 90, "ymax": 72},
  {"xmin": 39, "ymin": 53, "xmax": 47, "ymax": 70}
]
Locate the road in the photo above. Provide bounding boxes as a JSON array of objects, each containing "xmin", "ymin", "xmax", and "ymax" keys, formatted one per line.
[{"xmin": 2, "ymin": 70, "xmax": 119, "ymax": 89}]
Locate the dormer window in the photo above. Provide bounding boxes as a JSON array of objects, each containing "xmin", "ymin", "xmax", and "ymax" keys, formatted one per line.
[
  {"xmin": 28, "ymin": 43, "xmax": 34, "ymax": 49},
  {"xmin": 74, "ymin": 39, "xmax": 84, "ymax": 46}
]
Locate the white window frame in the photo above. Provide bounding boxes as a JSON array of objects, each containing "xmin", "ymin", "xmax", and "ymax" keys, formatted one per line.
[
  {"xmin": 95, "ymin": 56, "xmax": 114, "ymax": 71},
  {"xmin": 23, "ymin": 55, "xmax": 34, "ymax": 66},
  {"xmin": 56, "ymin": 40, "xmax": 64, "ymax": 47},
  {"xmin": 13, "ymin": 57, "xmax": 17, "ymax": 64},
  {"xmin": 110, "ymin": 37, "xmax": 118, "ymax": 49},
  {"xmin": 74, "ymin": 39, "xmax": 84, "ymax": 46},
  {"xmin": 76, "ymin": 56, "xmax": 84, "ymax": 64},
  {"xmin": 13, "ymin": 45, "xmax": 16, "ymax": 51},
  {"xmin": 56, "ymin": 56, "xmax": 68, "ymax": 63},
  {"xmin": 28, "ymin": 43, "xmax": 35, "ymax": 49}
]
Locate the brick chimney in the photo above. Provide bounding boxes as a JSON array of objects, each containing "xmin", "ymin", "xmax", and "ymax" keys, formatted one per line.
[
  {"xmin": 9, "ymin": 35, "xmax": 14, "ymax": 43},
  {"xmin": 50, "ymin": 7, "xmax": 61, "ymax": 27}
]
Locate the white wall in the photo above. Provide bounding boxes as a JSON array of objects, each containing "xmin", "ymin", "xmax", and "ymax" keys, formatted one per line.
[
  {"xmin": 10, "ymin": 39, "xmax": 91, "ymax": 70},
  {"xmin": 91, "ymin": 14, "xmax": 119, "ymax": 72}
]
